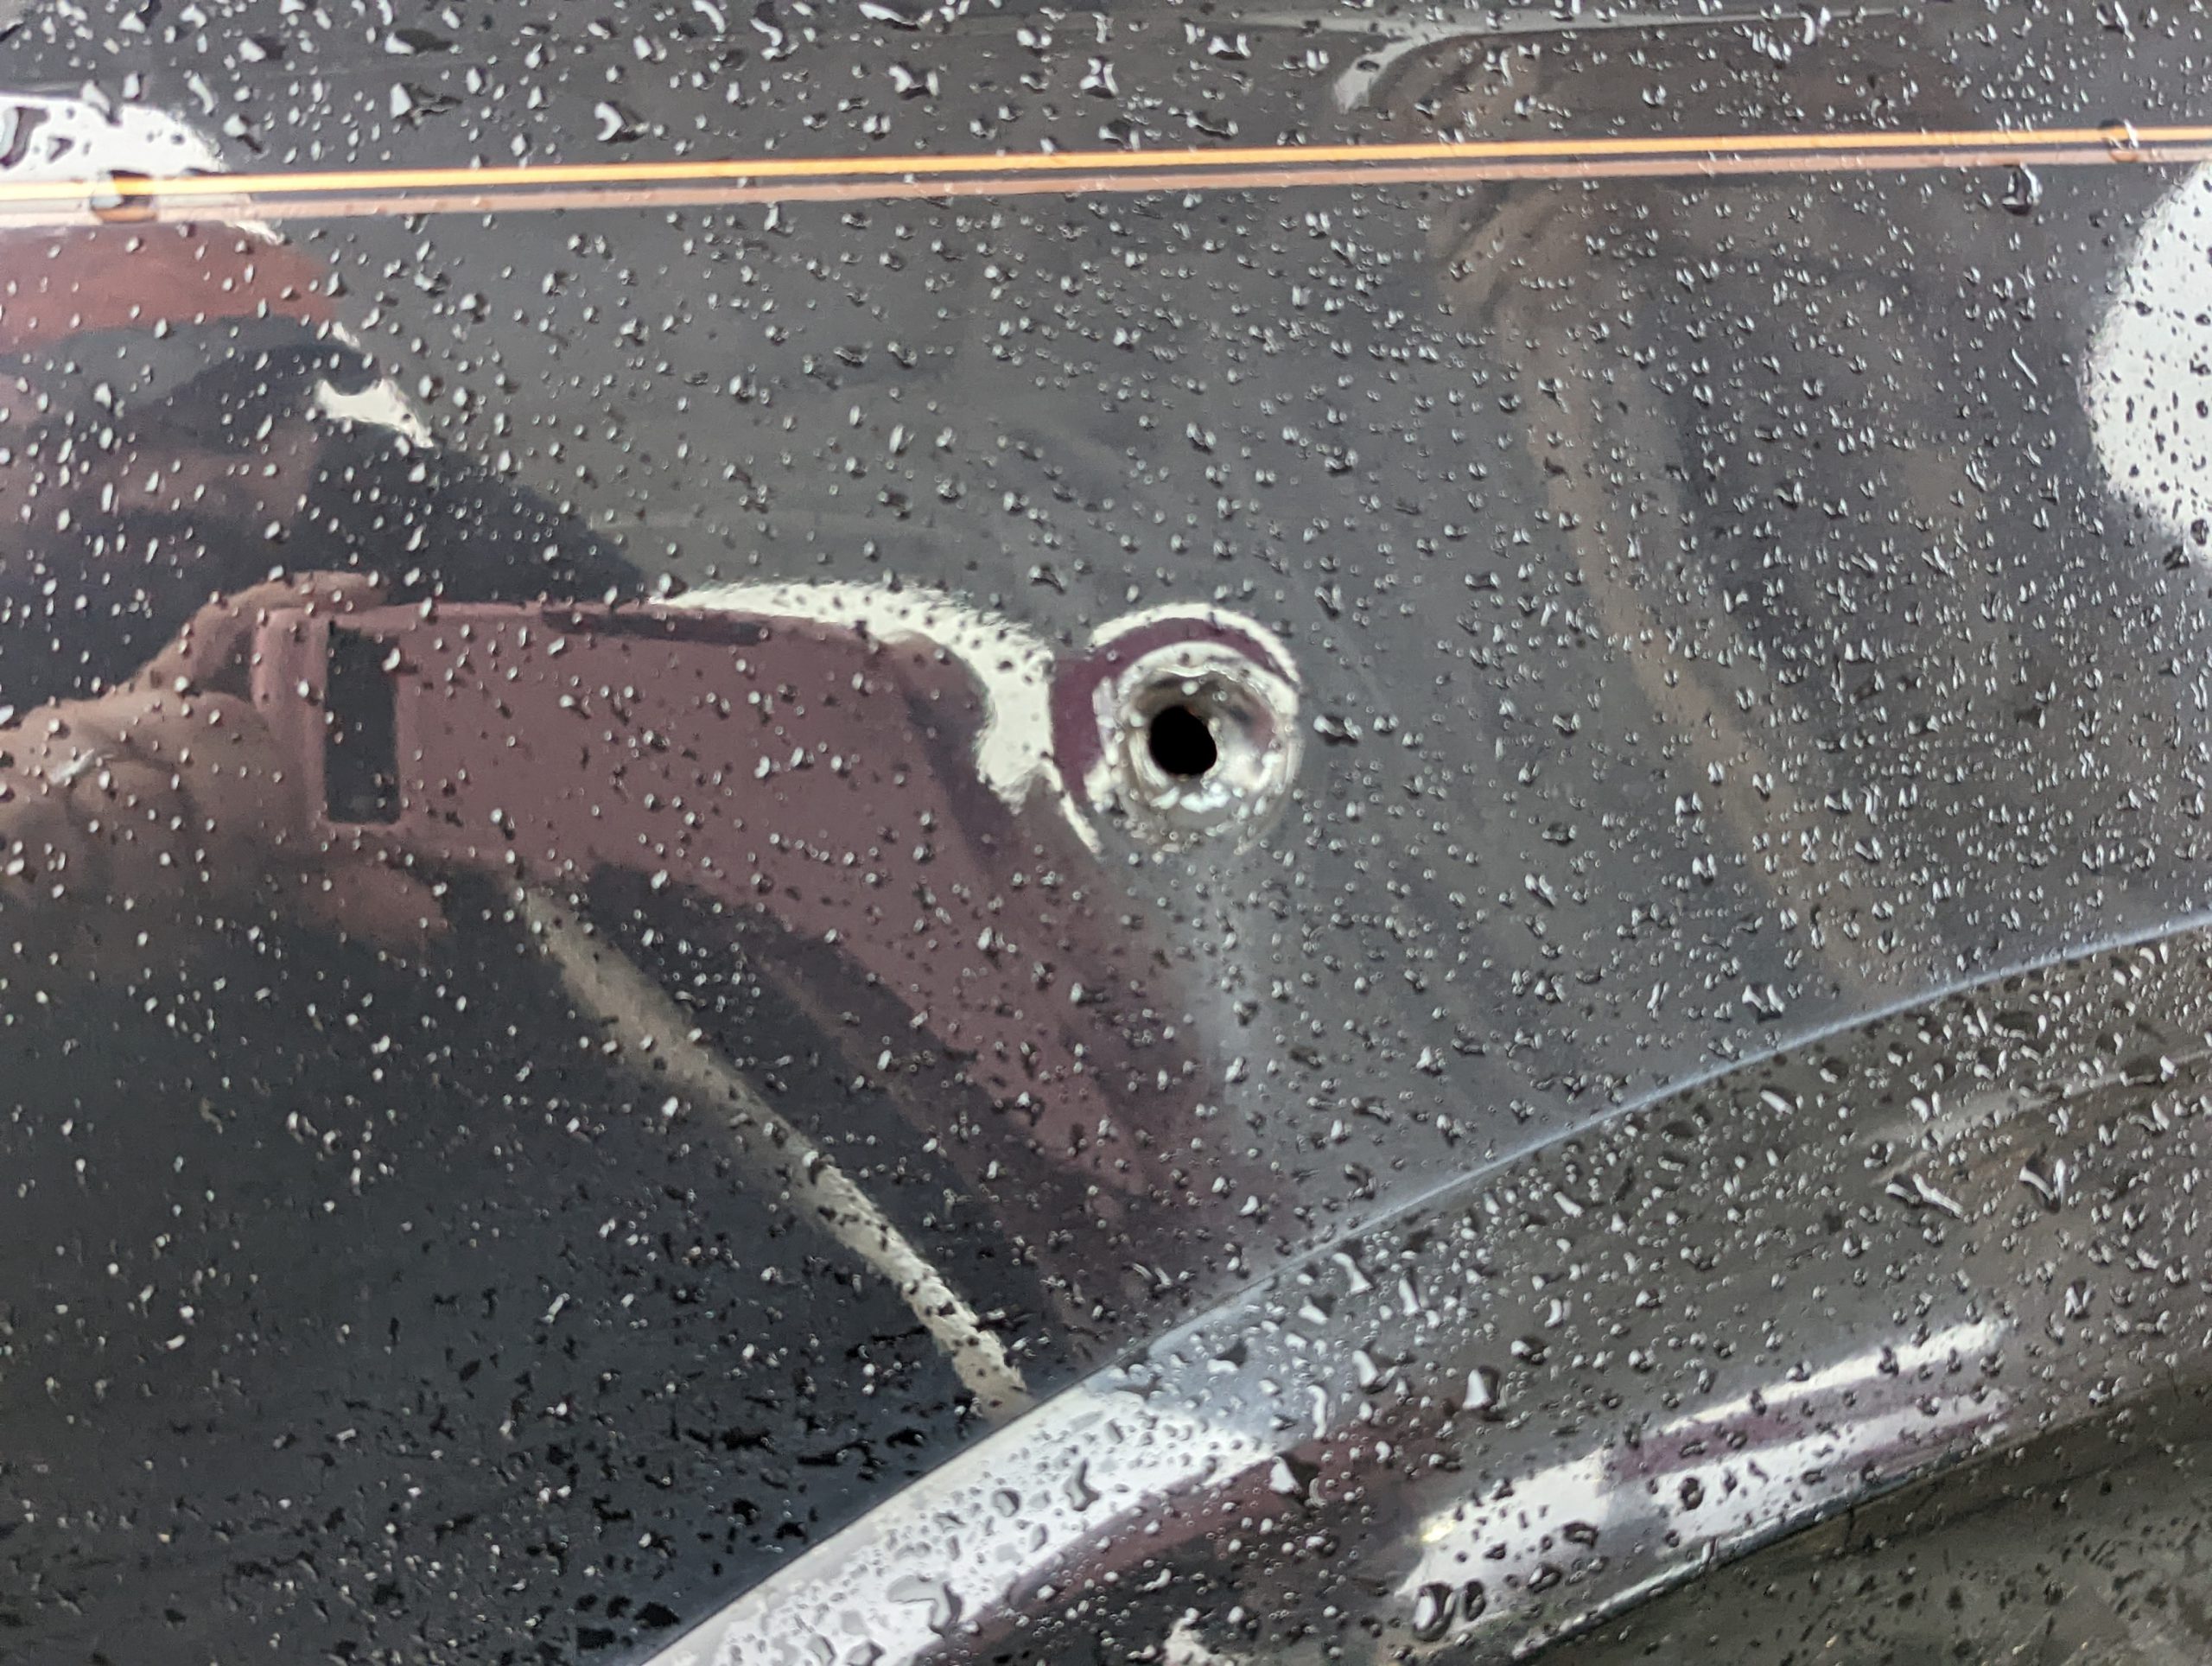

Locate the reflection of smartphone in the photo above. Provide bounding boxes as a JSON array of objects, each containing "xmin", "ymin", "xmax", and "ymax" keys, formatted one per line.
[{"xmin": 321, "ymin": 624, "xmax": 401, "ymax": 826}]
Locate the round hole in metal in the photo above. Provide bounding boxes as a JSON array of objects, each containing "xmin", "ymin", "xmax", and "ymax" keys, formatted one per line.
[
  {"xmin": 1076, "ymin": 608, "xmax": 1303, "ymax": 849},
  {"xmin": 1145, "ymin": 703, "xmax": 1218, "ymax": 779}
]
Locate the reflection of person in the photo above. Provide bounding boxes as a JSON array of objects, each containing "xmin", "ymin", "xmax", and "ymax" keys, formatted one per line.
[
  {"xmin": 0, "ymin": 92, "xmax": 1260, "ymax": 1660},
  {"xmin": 0, "ymin": 213, "xmax": 629, "ymax": 960},
  {"xmin": 0, "ymin": 105, "xmax": 1024, "ymax": 1664}
]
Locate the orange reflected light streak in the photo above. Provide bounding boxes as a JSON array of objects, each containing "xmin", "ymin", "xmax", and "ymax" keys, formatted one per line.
[{"xmin": 0, "ymin": 126, "xmax": 2201, "ymax": 226}]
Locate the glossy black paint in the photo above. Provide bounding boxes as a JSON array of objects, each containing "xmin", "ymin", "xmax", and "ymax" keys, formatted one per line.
[{"xmin": 0, "ymin": 1, "xmax": 2209, "ymax": 1661}]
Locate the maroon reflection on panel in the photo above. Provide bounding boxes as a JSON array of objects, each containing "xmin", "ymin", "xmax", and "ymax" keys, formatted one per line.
[{"xmin": 253, "ymin": 599, "xmax": 1252, "ymax": 1288}]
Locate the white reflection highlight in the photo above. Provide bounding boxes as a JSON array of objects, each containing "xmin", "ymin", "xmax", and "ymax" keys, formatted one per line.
[
  {"xmin": 2089, "ymin": 164, "xmax": 2212, "ymax": 551},
  {"xmin": 1397, "ymin": 1317, "xmax": 2008, "ymax": 1646},
  {"xmin": 639, "ymin": 1385, "xmax": 1269, "ymax": 1666},
  {"xmin": 674, "ymin": 580, "xmax": 1061, "ymax": 813}
]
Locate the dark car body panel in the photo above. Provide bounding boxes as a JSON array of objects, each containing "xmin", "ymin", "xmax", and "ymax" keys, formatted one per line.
[{"xmin": 3, "ymin": 0, "xmax": 2211, "ymax": 1660}]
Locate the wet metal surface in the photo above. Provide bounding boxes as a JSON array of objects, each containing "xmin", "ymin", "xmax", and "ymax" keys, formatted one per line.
[{"xmin": 3, "ymin": 2, "xmax": 2212, "ymax": 1660}]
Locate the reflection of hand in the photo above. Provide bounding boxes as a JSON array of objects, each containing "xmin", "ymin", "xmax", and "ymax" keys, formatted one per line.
[{"xmin": 0, "ymin": 574, "xmax": 444, "ymax": 960}]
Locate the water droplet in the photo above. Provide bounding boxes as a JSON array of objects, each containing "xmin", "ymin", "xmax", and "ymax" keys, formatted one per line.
[
  {"xmin": 1411, "ymin": 1581, "xmax": 1453, "ymax": 1643},
  {"xmin": 594, "ymin": 101, "xmax": 645, "ymax": 143}
]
